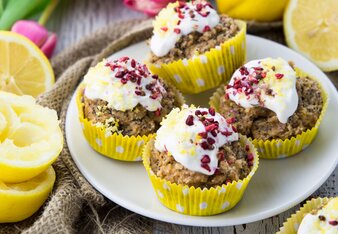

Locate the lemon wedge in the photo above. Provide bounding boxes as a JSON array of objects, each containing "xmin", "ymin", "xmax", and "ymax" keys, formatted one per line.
[
  {"xmin": 284, "ymin": 0, "xmax": 338, "ymax": 71},
  {"xmin": 0, "ymin": 166, "xmax": 55, "ymax": 223},
  {"xmin": 0, "ymin": 92, "xmax": 63, "ymax": 183},
  {"xmin": 0, "ymin": 31, "xmax": 54, "ymax": 97}
]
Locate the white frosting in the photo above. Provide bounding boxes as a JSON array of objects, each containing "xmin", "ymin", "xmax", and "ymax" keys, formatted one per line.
[
  {"xmin": 83, "ymin": 57, "xmax": 166, "ymax": 112},
  {"xmin": 155, "ymin": 105, "xmax": 238, "ymax": 175},
  {"xmin": 150, "ymin": 1, "xmax": 220, "ymax": 57},
  {"xmin": 226, "ymin": 58, "xmax": 298, "ymax": 124},
  {"xmin": 298, "ymin": 198, "xmax": 338, "ymax": 234}
]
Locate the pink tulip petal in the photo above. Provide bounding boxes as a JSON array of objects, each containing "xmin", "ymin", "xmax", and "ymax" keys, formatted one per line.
[
  {"xmin": 11, "ymin": 20, "xmax": 49, "ymax": 47},
  {"xmin": 40, "ymin": 33, "xmax": 57, "ymax": 58},
  {"xmin": 124, "ymin": 0, "xmax": 174, "ymax": 16}
]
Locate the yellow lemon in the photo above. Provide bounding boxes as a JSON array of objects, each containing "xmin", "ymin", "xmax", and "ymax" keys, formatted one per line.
[
  {"xmin": 0, "ymin": 166, "xmax": 55, "ymax": 223},
  {"xmin": 216, "ymin": 0, "xmax": 287, "ymax": 22},
  {"xmin": 284, "ymin": 0, "xmax": 338, "ymax": 71},
  {"xmin": 0, "ymin": 31, "xmax": 54, "ymax": 97},
  {"xmin": 0, "ymin": 92, "xmax": 63, "ymax": 183}
]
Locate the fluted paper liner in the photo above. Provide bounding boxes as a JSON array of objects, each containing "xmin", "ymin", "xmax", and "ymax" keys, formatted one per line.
[
  {"xmin": 147, "ymin": 20, "xmax": 246, "ymax": 94},
  {"xmin": 277, "ymin": 197, "xmax": 332, "ymax": 234},
  {"xmin": 76, "ymin": 83, "xmax": 184, "ymax": 161},
  {"xmin": 209, "ymin": 69, "xmax": 328, "ymax": 159},
  {"xmin": 142, "ymin": 135, "xmax": 259, "ymax": 216}
]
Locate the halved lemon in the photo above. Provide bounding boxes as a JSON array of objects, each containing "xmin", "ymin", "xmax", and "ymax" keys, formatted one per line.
[
  {"xmin": 284, "ymin": 0, "xmax": 338, "ymax": 71},
  {"xmin": 0, "ymin": 31, "xmax": 54, "ymax": 97},
  {"xmin": 0, "ymin": 166, "xmax": 55, "ymax": 223},
  {"xmin": 0, "ymin": 92, "xmax": 63, "ymax": 183}
]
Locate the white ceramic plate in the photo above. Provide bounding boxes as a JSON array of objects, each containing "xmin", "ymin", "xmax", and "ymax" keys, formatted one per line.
[{"xmin": 66, "ymin": 35, "xmax": 338, "ymax": 227}]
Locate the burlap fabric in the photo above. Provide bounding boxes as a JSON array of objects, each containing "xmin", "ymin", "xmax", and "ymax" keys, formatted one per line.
[{"xmin": 0, "ymin": 19, "xmax": 337, "ymax": 234}]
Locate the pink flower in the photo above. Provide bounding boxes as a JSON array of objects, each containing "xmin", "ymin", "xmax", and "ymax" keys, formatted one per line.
[
  {"xmin": 124, "ymin": 0, "xmax": 175, "ymax": 17},
  {"xmin": 11, "ymin": 20, "xmax": 57, "ymax": 58}
]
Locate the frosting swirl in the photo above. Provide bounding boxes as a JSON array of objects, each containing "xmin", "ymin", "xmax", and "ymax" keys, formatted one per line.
[
  {"xmin": 298, "ymin": 197, "xmax": 338, "ymax": 234},
  {"xmin": 150, "ymin": 0, "xmax": 220, "ymax": 57},
  {"xmin": 226, "ymin": 58, "xmax": 298, "ymax": 124},
  {"xmin": 83, "ymin": 57, "xmax": 166, "ymax": 112},
  {"xmin": 155, "ymin": 105, "xmax": 238, "ymax": 175}
]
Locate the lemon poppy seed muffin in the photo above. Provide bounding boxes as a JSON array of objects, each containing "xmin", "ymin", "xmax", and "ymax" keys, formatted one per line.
[
  {"xmin": 147, "ymin": 0, "xmax": 246, "ymax": 94},
  {"xmin": 149, "ymin": 0, "xmax": 240, "ymax": 64},
  {"xmin": 149, "ymin": 106, "xmax": 254, "ymax": 188},
  {"xmin": 297, "ymin": 197, "xmax": 338, "ymax": 234},
  {"xmin": 218, "ymin": 58, "xmax": 324, "ymax": 141},
  {"xmin": 81, "ymin": 57, "xmax": 183, "ymax": 137},
  {"xmin": 142, "ymin": 105, "xmax": 258, "ymax": 215}
]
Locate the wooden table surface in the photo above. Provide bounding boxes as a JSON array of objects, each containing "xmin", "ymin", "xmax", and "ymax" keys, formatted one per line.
[{"xmin": 47, "ymin": 0, "xmax": 338, "ymax": 233}]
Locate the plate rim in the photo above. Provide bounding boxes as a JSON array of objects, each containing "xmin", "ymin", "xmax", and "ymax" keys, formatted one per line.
[{"xmin": 65, "ymin": 34, "xmax": 338, "ymax": 227}]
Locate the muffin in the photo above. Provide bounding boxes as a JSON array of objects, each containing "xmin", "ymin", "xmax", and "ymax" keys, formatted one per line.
[
  {"xmin": 147, "ymin": 0, "xmax": 246, "ymax": 94},
  {"xmin": 278, "ymin": 197, "xmax": 338, "ymax": 234},
  {"xmin": 143, "ymin": 105, "xmax": 259, "ymax": 215},
  {"xmin": 210, "ymin": 58, "xmax": 328, "ymax": 159},
  {"xmin": 76, "ymin": 56, "xmax": 184, "ymax": 161}
]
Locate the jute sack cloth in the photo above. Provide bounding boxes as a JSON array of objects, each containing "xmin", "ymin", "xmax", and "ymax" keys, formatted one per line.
[{"xmin": 0, "ymin": 19, "xmax": 337, "ymax": 234}]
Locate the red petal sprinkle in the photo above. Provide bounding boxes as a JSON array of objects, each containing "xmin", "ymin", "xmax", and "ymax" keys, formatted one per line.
[
  {"xmin": 239, "ymin": 66, "xmax": 249, "ymax": 75},
  {"xmin": 200, "ymin": 141, "xmax": 209, "ymax": 150},
  {"xmin": 160, "ymin": 27, "xmax": 168, "ymax": 32},
  {"xmin": 178, "ymin": 14, "xmax": 184, "ymax": 19},
  {"xmin": 205, "ymin": 124, "xmax": 218, "ymax": 132},
  {"xmin": 221, "ymin": 130, "xmax": 232, "ymax": 137},
  {"xmin": 185, "ymin": 115, "xmax": 194, "ymax": 126},
  {"xmin": 196, "ymin": 3, "xmax": 202, "ymax": 11},
  {"xmin": 232, "ymin": 125, "xmax": 237, "ymax": 132},
  {"xmin": 195, "ymin": 110, "xmax": 201, "ymax": 116},
  {"xmin": 225, "ymin": 93, "xmax": 230, "ymax": 100},
  {"xmin": 329, "ymin": 220, "xmax": 338, "ymax": 226},
  {"xmin": 207, "ymin": 137, "xmax": 215, "ymax": 145},
  {"xmin": 227, "ymin": 159, "xmax": 234, "ymax": 165},
  {"xmin": 203, "ymin": 25, "xmax": 211, "ymax": 32},
  {"xmin": 155, "ymin": 109, "xmax": 161, "ymax": 117},
  {"xmin": 210, "ymin": 130, "xmax": 217, "ymax": 137},
  {"xmin": 174, "ymin": 28, "xmax": 181, "ymax": 34},
  {"xmin": 226, "ymin": 117, "xmax": 236, "ymax": 124},
  {"xmin": 217, "ymin": 152, "xmax": 224, "ymax": 161},
  {"xmin": 214, "ymin": 168, "xmax": 220, "ymax": 175},
  {"xmin": 208, "ymin": 107, "xmax": 215, "ymax": 116},
  {"xmin": 247, "ymin": 153, "xmax": 254, "ymax": 161},
  {"xmin": 130, "ymin": 59, "xmax": 136, "ymax": 68},
  {"xmin": 201, "ymin": 155, "xmax": 211, "ymax": 163},
  {"xmin": 201, "ymin": 163, "xmax": 211, "ymax": 172},
  {"xmin": 119, "ymin": 56, "xmax": 129, "ymax": 62},
  {"xmin": 275, "ymin": 73, "xmax": 284, "ymax": 79}
]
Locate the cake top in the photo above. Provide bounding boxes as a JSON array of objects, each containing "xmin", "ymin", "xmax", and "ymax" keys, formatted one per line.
[
  {"xmin": 298, "ymin": 197, "xmax": 338, "ymax": 234},
  {"xmin": 155, "ymin": 105, "xmax": 239, "ymax": 175},
  {"xmin": 226, "ymin": 58, "xmax": 298, "ymax": 124},
  {"xmin": 150, "ymin": 0, "xmax": 220, "ymax": 57},
  {"xmin": 83, "ymin": 57, "xmax": 166, "ymax": 112}
]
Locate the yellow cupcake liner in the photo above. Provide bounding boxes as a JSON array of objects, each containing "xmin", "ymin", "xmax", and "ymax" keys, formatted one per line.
[
  {"xmin": 76, "ymin": 83, "xmax": 184, "ymax": 161},
  {"xmin": 142, "ymin": 135, "xmax": 259, "ymax": 216},
  {"xmin": 209, "ymin": 70, "xmax": 328, "ymax": 159},
  {"xmin": 277, "ymin": 197, "xmax": 332, "ymax": 234},
  {"xmin": 147, "ymin": 20, "xmax": 246, "ymax": 94}
]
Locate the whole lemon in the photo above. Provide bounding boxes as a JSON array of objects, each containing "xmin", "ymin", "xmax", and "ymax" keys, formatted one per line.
[{"xmin": 216, "ymin": 0, "xmax": 288, "ymax": 22}]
